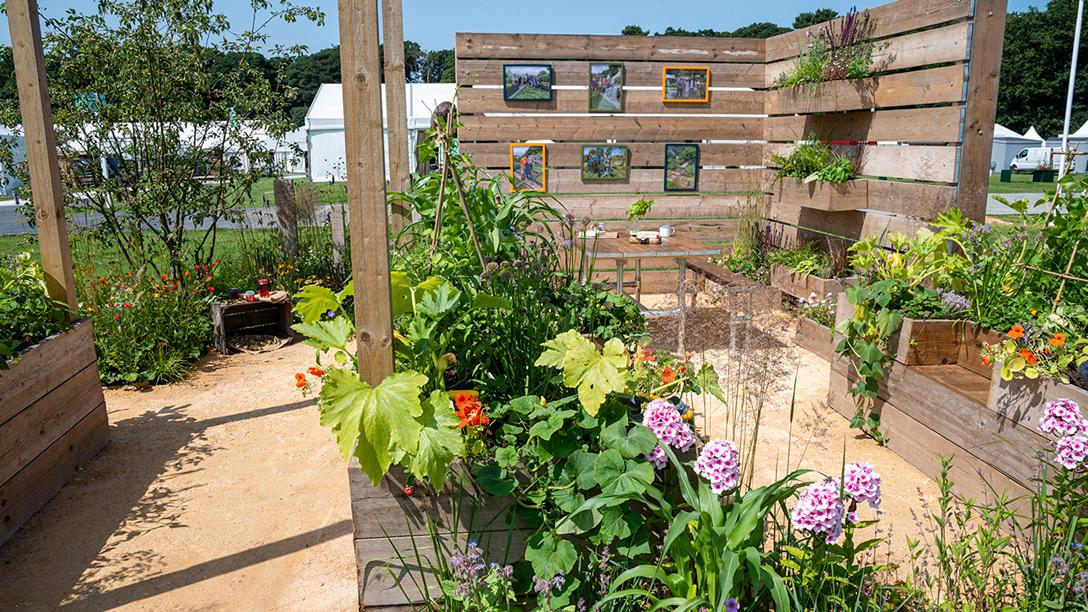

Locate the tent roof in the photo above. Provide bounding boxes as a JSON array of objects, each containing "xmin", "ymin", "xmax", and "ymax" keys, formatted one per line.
[
  {"xmin": 1023, "ymin": 126, "xmax": 1045, "ymax": 142},
  {"xmin": 305, "ymin": 83, "xmax": 457, "ymax": 130},
  {"xmin": 993, "ymin": 123, "xmax": 1033, "ymax": 140},
  {"xmin": 1070, "ymin": 119, "xmax": 1088, "ymax": 139}
]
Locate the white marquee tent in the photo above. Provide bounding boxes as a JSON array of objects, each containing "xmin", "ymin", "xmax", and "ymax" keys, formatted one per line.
[{"xmin": 991, "ymin": 123, "xmax": 1039, "ymax": 172}]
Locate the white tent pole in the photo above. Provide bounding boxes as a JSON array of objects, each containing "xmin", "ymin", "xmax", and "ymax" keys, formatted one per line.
[{"xmin": 1060, "ymin": 0, "xmax": 1085, "ymax": 178}]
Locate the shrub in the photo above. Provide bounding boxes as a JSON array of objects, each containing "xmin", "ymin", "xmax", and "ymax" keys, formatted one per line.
[{"xmin": 0, "ymin": 252, "xmax": 73, "ymax": 368}]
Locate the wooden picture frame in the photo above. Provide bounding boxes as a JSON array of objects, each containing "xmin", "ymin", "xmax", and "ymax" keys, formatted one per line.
[
  {"xmin": 664, "ymin": 144, "xmax": 699, "ymax": 192},
  {"xmin": 588, "ymin": 63, "xmax": 624, "ymax": 112},
  {"xmin": 662, "ymin": 66, "xmax": 710, "ymax": 103},
  {"xmin": 580, "ymin": 145, "xmax": 630, "ymax": 181},
  {"xmin": 502, "ymin": 64, "xmax": 554, "ymax": 101},
  {"xmin": 510, "ymin": 143, "xmax": 547, "ymax": 192}
]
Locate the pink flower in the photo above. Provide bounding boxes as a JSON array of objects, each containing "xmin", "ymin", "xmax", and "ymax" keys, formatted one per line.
[
  {"xmin": 1055, "ymin": 435, "xmax": 1088, "ymax": 470},
  {"xmin": 1040, "ymin": 399, "xmax": 1086, "ymax": 437},
  {"xmin": 790, "ymin": 481, "xmax": 845, "ymax": 543},
  {"xmin": 642, "ymin": 399, "xmax": 695, "ymax": 471},
  {"xmin": 645, "ymin": 445, "xmax": 667, "ymax": 470},
  {"xmin": 841, "ymin": 463, "xmax": 881, "ymax": 509},
  {"xmin": 693, "ymin": 440, "xmax": 740, "ymax": 494}
]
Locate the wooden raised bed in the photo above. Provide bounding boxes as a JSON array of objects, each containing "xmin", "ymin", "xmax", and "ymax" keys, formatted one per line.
[
  {"xmin": 770, "ymin": 264, "xmax": 852, "ymax": 300},
  {"xmin": 773, "ymin": 177, "xmax": 868, "ymax": 212},
  {"xmin": 349, "ymin": 463, "xmax": 530, "ymax": 609},
  {"xmin": 0, "ymin": 319, "xmax": 109, "ymax": 547},
  {"xmin": 794, "ymin": 316, "xmax": 835, "ymax": 361}
]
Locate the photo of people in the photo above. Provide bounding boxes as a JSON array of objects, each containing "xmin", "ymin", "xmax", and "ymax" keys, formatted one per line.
[
  {"xmin": 510, "ymin": 144, "xmax": 547, "ymax": 192},
  {"xmin": 664, "ymin": 144, "xmax": 699, "ymax": 191},
  {"xmin": 503, "ymin": 64, "xmax": 554, "ymax": 101},
  {"xmin": 589, "ymin": 63, "xmax": 624, "ymax": 112},
  {"xmin": 581, "ymin": 145, "xmax": 629, "ymax": 181},
  {"xmin": 662, "ymin": 66, "xmax": 710, "ymax": 103}
]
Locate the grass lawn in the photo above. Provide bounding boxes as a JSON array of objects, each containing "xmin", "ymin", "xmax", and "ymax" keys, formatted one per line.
[
  {"xmin": 987, "ymin": 172, "xmax": 1087, "ymax": 195},
  {"xmin": 247, "ymin": 177, "xmax": 349, "ymax": 207}
]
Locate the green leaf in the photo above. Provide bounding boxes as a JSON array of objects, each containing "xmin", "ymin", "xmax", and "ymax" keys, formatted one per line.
[
  {"xmin": 602, "ymin": 419, "xmax": 657, "ymax": 459},
  {"xmin": 694, "ymin": 362, "xmax": 726, "ymax": 403},
  {"xmin": 472, "ymin": 293, "xmax": 512, "ymax": 310},
  {"xmin": 535, "ymin": 331, "xmax": 629, "ymax": 416},
  {"xmin": 525, "ymin": 532, "xmax": 577, "ymax": 578},
  {"xmin": 292, "ymin": 317, "xmax": 353, "ymax": 351},
  {"xmin": 409, "ymin": 391, "xmax": 464, "ymax": 487},
  {"xmin": 528, "ymin": 409, "xmax": 576, "ymax": 441},
  {"xmin": 593, "ymin": 448, "xmax": 654, "ymax": 495},
  {"xmin": 495, "ymin": 446, "xmax": 519, "ymax": 468},
  {"xmin": 472, "ymin": 464, "xmax": 517, "ymax": 496},
  {"xmin": 596, "ymin": 507, "xmax": 635, "ymax": 544},
  {"xmin": 317, "ymin": 369, "xmax": 427, "ymax": 485},
  {"xmin": 416, "ymin": 281, "xmax": 460, "ymax": 318},
  {"xmin": 565, "ymin": 450, "xmax": 599, "ymax": 490},
  {"xmin": 293, "ymin": 284, "xmax": 340, "ymax": 323}
]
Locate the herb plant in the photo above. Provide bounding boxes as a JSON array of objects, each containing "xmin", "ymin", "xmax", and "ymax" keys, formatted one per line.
[{"xmin": 0, "ymin": 253, "xmax": 73, "ymax": 369}]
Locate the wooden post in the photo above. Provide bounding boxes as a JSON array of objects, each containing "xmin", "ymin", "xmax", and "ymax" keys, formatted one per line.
[
  {"xmin": 6, "ymin": 0, "xmax": 77, "ymax": 310},
  {"xmin": 382, "ymin": 0, "xmax": 411, "ymax": 234},
  {"xmin": 339, "ymin": 0, "xmax": 395, "ymax": 384},
  {"xmin": 273, "ymin": 178, "xmax": 298, "ymax": 257},
  {"xmin": 330, "ymin": 203, "xmax": 346, "ymax": 267},
  {"xmin": 956, "ymin": 0, "xmax": 1008, "ymax": 222}
]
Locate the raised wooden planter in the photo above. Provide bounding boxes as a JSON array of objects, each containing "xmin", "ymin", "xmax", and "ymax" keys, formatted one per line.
[
  {"xmin": 988, "ymin": 371, "xmax": 1088, "ymax": 433},
  {"xmin": 0, "ymin": 319, "xmax": 109, "ymax": 547},
  {"xmin": 794, "ymin": 316, "xmax": 834, "ymax": 361},
  {"xmin": 349, "ymin": 463, "xmax": 530, "ymax": 609},
  {"xmin": 770, "ymin": 264, "xmax": 853, "ymax": 300},
  {"xmin": 773, "ymin": 177, "xmax": 868, "ymax": 212}
]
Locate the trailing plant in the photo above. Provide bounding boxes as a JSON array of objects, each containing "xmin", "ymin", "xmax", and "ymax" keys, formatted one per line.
[
  {"xmin": 778, "ymin": 7, "xmax": 879, "ymax": 89},
  {"xmin": 981, "ymin": 306, "xmax": 1088, "ymax": 385},
  {"xmin": 770, "ymin": 138, "xmax": 856, "ymax": 185},
  {"xmin": 0, "ymin": 252, "xmax": 73, "ymax": 369}
]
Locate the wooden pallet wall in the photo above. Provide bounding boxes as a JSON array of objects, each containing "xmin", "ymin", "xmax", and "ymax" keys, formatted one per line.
[{"xmin": 763, "ymin": 0, "xmax": 1006, "ymax": 242}]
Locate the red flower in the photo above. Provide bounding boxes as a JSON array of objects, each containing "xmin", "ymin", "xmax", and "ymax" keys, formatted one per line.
[
  {"xmin": 208, "ymin": 286, "xmax": 215, "ymax": 292},
  {"xmin": 1018, "ymin": 348, "xmax": 1038, "ymax": 365},
  {"xmin": 1008, "ymin": 325, "xmax": 1025, "ymax": 339},
  {"xmin": 307, "ymin": 366, "xmax": 325, "ymax": 378},
  {"xmin": 661, "ymin": 367, "xmax": 677, "ymax": 384},
  {"xmin": 113, "ymin": 313, "xmax": 120, "ymax": 320},
  {"xmin": 640, "ymin": 348, "xmax": 656, "ymax": 363},
  {"xmin": 1049, "ymin": 333, "xmax": 1066, "ymax": 347},
  {"xmin": 403, "ymin": 486, "xmax": 414, "ymax": 496},
  {"xmin": 454, "ymin": 395, "xmax": 489, "ymax": 429},
  {"xmin": 982, "ymin": 356, "xmax": 991, "ymax": 366}
]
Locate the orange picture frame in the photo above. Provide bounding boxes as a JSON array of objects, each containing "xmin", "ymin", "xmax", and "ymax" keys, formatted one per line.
[
  {"xmin": 661, "ymin": 66, "xmax": 710, "ymax": 103},
  {"xmin": 509, "ymin": 143, "xmax": 547, "ymax": 192}
]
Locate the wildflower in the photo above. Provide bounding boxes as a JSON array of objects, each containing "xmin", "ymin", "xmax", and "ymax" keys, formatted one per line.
[
  {"xmin": 1018, "ymin": 348, "xmax": 1038, "ymax": 365},
  {"xmin": 645, "ymin": 445, "xmax": 667, "ymax": 469},
  {"xmin": 693, "ymin": 440, "xmax": 740, "ymax": 494},
  {"xmin": 1049, "ymin": 333, "xmax": 1067, "ymax": 347},
  {"xmin": 307, "ymin": 366, "xmax": 325, "ymax": 378},
  {"xmin": 295, "ymin": 379, "xmax": 306, "ymax": 389},
  {"xmin": 982, "ymin": 356, "xmax": 991, "ymax": 366},
  {"xmin": 640, "ymin": 348, "xmax": 656, "ymax": 363},
  {"xmin": 661, "ymin": 366, "xmax": 677, "ymax": 384},
  {"xmin": 841, "ymin": 463, "xmax": 882, "ymax": 509},
  {"xmin": 790, "ymin": 481, "xmax": 845, "ymax": 542},
  {"xmin": 725, "ymin": 599, "xmax": 740, "ymax": 612},
  {"xmin": 1054, "ymin": 435, "xmax": 1088, "ymax": 470},
  {"xmin": 938, "ymin": 290, "xmax": 971, "ymax": 313},
  {"xmin": 208, "ymin": 286, "xmax": 215, "ymax": 292},
  {"xmin": 113, "ymin": 313, "xmax": 120, "ymax": 320},
  {"xmin": 1008, "ymin": 325, "xmax": 1025, "ymax": 339},
  {"xmin": 1002, "ymin": 284, "xmax": 1013, "ymax": 294},
  {"xmin": 1039, "ymin": 400, "xmax": 1086, "ymax": 436}
]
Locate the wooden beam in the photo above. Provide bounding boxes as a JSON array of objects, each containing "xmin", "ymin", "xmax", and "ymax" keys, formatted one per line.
[
  {"xmin": 339, "ymin": 0, "xmax": 394, "ymax": 384},
  {"xmin": 956, "ymin": 0, "xmax": 1008, "ymax": 222},
  {"xmin": 6, "ymin": 0, "xmax": 77, "ymax": 310},
  {"xmin": 381, "ymin": 0, "xmax": 411, "ymax": 233}
]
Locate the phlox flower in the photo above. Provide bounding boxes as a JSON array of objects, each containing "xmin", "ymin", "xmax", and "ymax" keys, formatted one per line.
[
  {"xmin": 1055, "ymin": 435, "xmax": 1088, "ymax": 470},
  {"xmin": 790, "ymin": 481, "xmax": 845, "ymax": 543},
  {"xmin": 642, "ymin": 399, "xmax": 695, "ymax": 470},
  {"xmin": 841, "ymin": 463, "xmax": 881, "ymax": 509},
  {"xmin": 1040, "ymin": 399, "xmax": 1086, "ymax": 437},
  {"xmin": 693, "ymin": 439, "xmax": 740, "ymax": 494},
  {"xmin": 645, "ymin": 445, "xmax": 667, "ymax": 469}
]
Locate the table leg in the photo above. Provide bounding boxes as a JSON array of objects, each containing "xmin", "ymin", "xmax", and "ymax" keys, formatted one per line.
[
  {"xmin": 677, "ymin": 258, "xmax": 687, "ymax": 355},
  {"xmin": 635, "ymin": 259, "xmax": 642, "ymax": 303},
  {"xmin": 615, "ymin": 259, "xmax": 626, "ymax": 296}
]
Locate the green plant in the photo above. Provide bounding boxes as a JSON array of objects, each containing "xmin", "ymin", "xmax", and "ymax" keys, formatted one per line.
[
  {"xmin": 0, "ymin": 252, "xmax": 73, "ymax": 368},
  {"xmin": 981, "ymin": 307, "xmax": 1088, "ymax": 384},
  {"xmin": 778, "ymin": 8, "xmax": 879, "ymax": 89},
  {"xmin": 795, "ymin": 291, "xmax": 837, "ymax": 328},
  {"xmin": 770, "ymin": 138, "xmax": 855, "ymax": 185},
  {"xmin": 768, "ymin": 244, "xmax": 835, "ymax": 278},
  {"xmin": 626, "ymin": 198, "xmax": 653, "ymax": 222}
]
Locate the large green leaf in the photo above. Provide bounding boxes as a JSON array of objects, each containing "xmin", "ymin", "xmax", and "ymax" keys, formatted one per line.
[
  {"xmin": 528, "ymin": 409, "xmax": 576, "ymax": 441},
  {"xmin": 318, "ymin": 369, "xmax": 427, "ymax": 485},
  {"xmin": 694, "ymin": 362, "xmax": 726, "ymax": 404},
  {"xmin": 593, "ymin": 448, "xmax": 654, "ymax": 496},
  {"xmin": 410, "ymin": 391, "xmax": 464, "ymax": 488},
  {"xmin": 416, "ymin": 281, "xmax": 460, "ymax": 318},
  {"xmin": 525, "ymin": 532, "xmax": 577, "ymax": 578},
  {"xmin": 293, "ymin": 285, "xmax": 340, "ymax": 323},
  {"xmin": 292, "ymin": 317, "xmax": 353, "ymax": 351},
  {"xmin": 535, "ymin": 330, "xmax": 630, "ymax": 415},
  {"xmin": 601, "ymin": 419, "xmax": 657, "ymax": 459},
  {"xmin": 390, "ymin": 273, "xmax": 444, "ymax": 317}
]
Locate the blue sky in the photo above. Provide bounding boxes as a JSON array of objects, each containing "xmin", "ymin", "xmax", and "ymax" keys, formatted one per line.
[{"xmin": 1, "ymin": 0, "xmax": 1049, "ymax": 52}]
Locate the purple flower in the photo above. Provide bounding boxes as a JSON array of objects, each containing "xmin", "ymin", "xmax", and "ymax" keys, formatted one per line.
[
  {"xmin": 1040, "ymin": 399, "xmax": 1086, "ymax": 437},
  {"xmin": 790, "ymin": 481, "xmax": 845, "ymax": 543},
  {"xmin": 693, "ymin": 439, "xmax": 741, "ymax": 494},
  {"xmin": 1055, "ymin": 435, "xmax": 1088, "ymax": 470},
  {"xmin": 725, "ymin": 598, "xmax": 741, "ymax": 612},
  {"xmin": 841, "ymin": 463, "xmax": 881, "ymax": 509},
  {"xmin": 938, "ymin": 290, "xmax": 971, "ymax": 314}
]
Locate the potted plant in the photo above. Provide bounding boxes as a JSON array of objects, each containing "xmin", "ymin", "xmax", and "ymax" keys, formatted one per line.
[
  {"xmin": 770, "ymin": 138, "xmax": 866, "ymax": 212},
  {"xmin": 625, "ymin": 198, "xmax": 653, "ymax": 235}
]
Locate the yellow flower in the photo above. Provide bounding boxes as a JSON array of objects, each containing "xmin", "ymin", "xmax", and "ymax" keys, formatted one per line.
[
  {"xmin": 539, "ymin": 396, "xmax": 547, "ymax": 407},
  {"xmin": 1002, "ymin": 285, "xmax": 1012, "ymax": 294},
  {"xmin": 682, "ymin": 410, "xmax": 694, "ymax": 421}
]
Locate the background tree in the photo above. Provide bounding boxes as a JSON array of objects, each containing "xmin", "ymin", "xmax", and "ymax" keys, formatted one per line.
[
  {"xmin": 0, "ymin": 0, "xmax": 322, "ymax": 281},
  {"xmin": 793, "ymin": 8, "xmax": 839, "ymax": 29},
  {"xmin": 279, "ymin": 45, "xmax": 342, "ymax": 126},
  {"xmin": 622, "ymin": 25, "xmax": 649, "ymax": 36}
]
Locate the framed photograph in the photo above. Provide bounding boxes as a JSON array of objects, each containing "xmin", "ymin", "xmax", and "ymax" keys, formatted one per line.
[
  {"xmin": 581, "ymin": 145, "xmax": 629, "ymax": 181},
  {"xmin": 588, "ymin": 63, "xmax": 624, "ymax": 112},
  {"xmin": 510, "ymin": 144, "xmax": 547, "ymax": 192},
  {"xmin": 503, "ymin": 64, "xmax": 554, "ymax": 101},
  {"xmin": 664, "ymin": 144, "xmax": 699, "ymax": 191},
  {"xmin": 662, "ymin": 66, "xmax": 710, "ymax": 103}
]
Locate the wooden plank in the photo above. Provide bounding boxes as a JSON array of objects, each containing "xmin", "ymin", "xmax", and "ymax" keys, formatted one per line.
[
  {"xmin": 767, "ymin": 202, "xmax": 931, "ymax": 242},
  {"xmin": 769, "ymin": 64, "xmax": 965, "ymax": 115},
  {"xmin": 794, "ymin": 317, "xmax": 835, "ymax": 361},
  {"xmin": 913, "ymin": 364, "xmax": 991, "ymax": 407},
  {"xmin": 766, "ymin": 21, "xmax": 971, "ymax": 85},
  {"xmin": 770, "ymin": 265, "xmax": 849, "ymax": 299},
  {"xmin": 766, "ymin": 0, "xmax": 973, "ymax": 62},
  {"xmin": 772, "ymin": 177, "xmax": 869, "ymax": 212},
  {"xmin": 0, "ymin": 363, "xmax": 102, "ymax": 485},
  {"xmin": 765, "ymin": 106, "xmax": 962, "ymax": 144},
  {"xmin": 461, "ymin": 142, "xmax": 764, "ymax": 169},
  {"xmin": 459, "ymin": 114, "xmax": 764, "ymax": 142},
  {"xmin": 381, "ymin": 0, "xmax": 411, "ymax": 232},
  {"xmin": 766, "ymin": 143, "xmax": 958, "ymax": 183},
  {"xmin": 0, "ymin": 402, "xmax": 109, "ymax": 547},
  {"xmin": 458, "ymin": 86, "xmax": 764, "ymax": 115},
  {"xmin": 865, "ymin": 180, "xmax": 957, "ymax": 219},
  {"xmin": 552, "ymin": 193, "xmax": 750, "ymax": 219},
  {"xmin": 956, "ymin": 0, "xmax": 1007, "ymax": 222},
  {"xmin": 491, "ymin": 167, "xmax": 761, "ymax": 194},
  {"xmin": 6, "ymin": 0, "xmax": 77, "ymax": 308},
  {"xmin": 339, "ymin": 0, "xmax": 395, "ymax": 383},
  {"xmin": 0, "ymin": 320, "xmax": 96, "ymax": 425},
  {"xmin": 456, "ymin": 32, "xmax": 765, "ymax": 63},
  {"xmin": 458, "ymin": 59, "xmax": 765, "ymax": 89}
]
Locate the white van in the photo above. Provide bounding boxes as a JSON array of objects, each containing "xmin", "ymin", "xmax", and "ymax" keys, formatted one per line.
[{"xmin": 1009, "ymin": 147, "xmax": 1054, "ymax": 171}]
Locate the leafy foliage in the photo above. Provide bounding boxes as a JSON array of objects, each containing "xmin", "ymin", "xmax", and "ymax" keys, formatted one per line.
[
  {"xmin": 536, "ymin": 330, "xmax": 630, "ymax": 416},
  {"xmin": 0, "ymin": 253, "xmax": 72, "ymax": 369},
  {"xmin": 771, "ymin": 138, "xmax": 856, "ymax": 185}
]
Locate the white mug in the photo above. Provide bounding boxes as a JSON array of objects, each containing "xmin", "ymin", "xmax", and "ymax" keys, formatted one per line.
[{"xmin": 659, "ymin": 225, "xmax": 674, "ymax": 237}]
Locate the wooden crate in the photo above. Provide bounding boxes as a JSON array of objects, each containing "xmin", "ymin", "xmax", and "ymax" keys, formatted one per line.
[
  {"xmin": 794, "ymin": 316, "xmax": 835, "ymax": 361},
  {"xmin": 770, "ymin": 264, "xmax": 851, "ymax": 300},
  {"xmin": 773, "ymin": 178, "xmax": 868, "ymax": 212},
  {"xmin": 0, "ymin": 319, "xmax": 109, "ymax": 547},
  {"xmin": 210, "ymin": 300, "xmax": 294, "ymax": 354},
  {"xmin": 349, "ymin": 464, "xmax": 531, "ymax": 609}
]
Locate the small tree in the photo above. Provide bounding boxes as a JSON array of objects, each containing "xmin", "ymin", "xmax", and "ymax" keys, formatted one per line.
[{"xmin": 0, "ymin": 0, "xmax": 322, "ymax": 281}]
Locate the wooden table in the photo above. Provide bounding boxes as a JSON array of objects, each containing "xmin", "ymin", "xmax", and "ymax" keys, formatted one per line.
[{"xmin": 590, "ymin": 235, "xmax": 722, "ymax": 317}]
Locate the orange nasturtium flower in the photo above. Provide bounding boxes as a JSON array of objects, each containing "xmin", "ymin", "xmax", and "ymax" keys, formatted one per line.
[
  {"xmin": 661, "ymin": 367, "xmax": 677, "ymax": 384},
  {"xmin": 981, "ymin": 356, "xmax": 991, "ymax": 366},
  {"xmin": 640, "ymin": 348, "xmax": 656, "ymax": 363},
  {"xmin": 1018, "ymin": 348, "xmax": 1038, "ymax": 365},
  {"xmin": 1049, "ymin": 333, "xmax": 1066, "ymax": 347},
  {"xmin": 294, "ymin": 372, "xmax": 307, "ymax": 388},
  {"xmin": 307, "ymin": 366, "xmax": 325, "ymax": 378},
  {"xmin": 454, "ymin": 394, "xmax": 490, "ymax": 429},
  {"xmin": 1008, "ymin": 325, "xmax": 1025, "ymax": 339}
]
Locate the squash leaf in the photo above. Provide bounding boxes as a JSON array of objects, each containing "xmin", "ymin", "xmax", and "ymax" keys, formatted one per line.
[
  {"xmin": 536, "ymin": 330, "xmax": 630, "ymax": 415},
  {"xmin": 293, "ymin": 285, "xmax": 341, "ymax": 323},
  {"xmin": 410, "ymin": 391, "xmax": 464, "ymax": 487}
]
